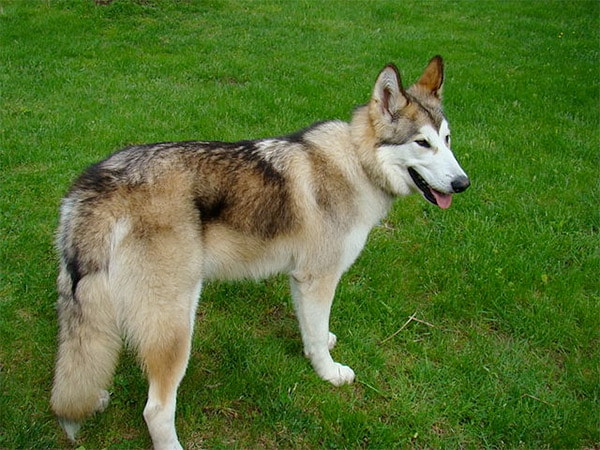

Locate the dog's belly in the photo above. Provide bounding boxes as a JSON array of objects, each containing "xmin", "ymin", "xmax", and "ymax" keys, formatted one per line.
[{"xmin": 202, "ymin": 225, "xmax": 294, "ymax": 280}]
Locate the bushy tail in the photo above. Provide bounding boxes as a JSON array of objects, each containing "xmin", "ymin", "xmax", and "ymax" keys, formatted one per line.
[{"xmin": 51, "ymin": 268, "xmax": 121, "ymax": 441}]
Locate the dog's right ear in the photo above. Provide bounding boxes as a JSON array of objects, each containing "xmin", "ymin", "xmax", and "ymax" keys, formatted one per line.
[
  {"xmin": 372, "ymin": 64, "xmax": 409, "ymax": 121},
  {"xmin": 416, "ymin": 55, "xmax": 444, "ymax": 100}
]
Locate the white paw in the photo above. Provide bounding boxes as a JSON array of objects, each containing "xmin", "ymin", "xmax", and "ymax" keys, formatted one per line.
[
  {"xmin": 328, "ymin": 332, "xmax": 337, "ymax": 350},
  {"xmin": 322, "ymin": 362, "xmax": 355, "ymax": 386},
  {"xmin": 95, "ymin": 390, "xmax": 110, "ymax": 413}
]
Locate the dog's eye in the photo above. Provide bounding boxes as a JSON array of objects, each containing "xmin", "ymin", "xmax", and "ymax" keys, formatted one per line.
[
  {"xmin": 445, "ymin": 135, "xmax": 451, "ymax": 145},
  {"xmin": 415, "ymin": 139, "xmax": 431, "ymax": 148}
]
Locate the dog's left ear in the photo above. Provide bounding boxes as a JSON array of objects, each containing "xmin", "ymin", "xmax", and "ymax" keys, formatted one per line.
[
  {"xmin": 373, "ymin": 64, "xmax": 409, "ymax": 121},
  {"xmin": 416, "ymin": 55, "xmax": 444, "ymax": 100}
]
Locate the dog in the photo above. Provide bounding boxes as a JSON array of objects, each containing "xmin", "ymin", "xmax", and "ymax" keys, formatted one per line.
[{"xmin": 51, "ymin": 56, "xmax": 470, "ymax": 449}]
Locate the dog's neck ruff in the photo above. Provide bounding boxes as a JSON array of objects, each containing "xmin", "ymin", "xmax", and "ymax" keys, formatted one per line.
[{"xmin": 349, "ymin": 106, "xmax": 403, "ymax": 199}]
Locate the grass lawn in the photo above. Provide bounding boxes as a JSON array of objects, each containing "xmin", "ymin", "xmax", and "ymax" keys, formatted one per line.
[{"xmin": 1, "ymin": 0, "xmax": 598, "ymax": 448}]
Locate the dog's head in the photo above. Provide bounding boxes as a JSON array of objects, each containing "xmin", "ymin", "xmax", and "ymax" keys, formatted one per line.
[{"xmin": 368, "ymin": 56, "xmax": 470, "ymax": 208}]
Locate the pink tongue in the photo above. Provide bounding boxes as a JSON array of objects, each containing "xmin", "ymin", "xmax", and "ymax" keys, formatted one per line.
[{"xmin": 431, "ymin": 189, "xmax": 452, "ymax": 209}]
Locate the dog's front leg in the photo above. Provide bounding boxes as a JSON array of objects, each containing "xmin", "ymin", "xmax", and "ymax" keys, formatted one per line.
[{"xmin": 290, "ymin": 272, "xmax": 355, "ymax": 386}]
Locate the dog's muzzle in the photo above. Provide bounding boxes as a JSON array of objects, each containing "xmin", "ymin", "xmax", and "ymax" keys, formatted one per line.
[{"xmin": 408, "ymin": 168, "xmax": 470, "ymax": 209}]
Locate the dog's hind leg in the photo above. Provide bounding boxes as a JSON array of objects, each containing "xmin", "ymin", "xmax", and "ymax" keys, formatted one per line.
[
  {"xmin": 130, "ymin": 281, "xmax": 201, "ymax": 450},
  {"xmin": 117, "ymin": 234, "xmax": 202, "ymax": 450},
  {"xmin": 290, "ymin": 272, "xmax": 355, "ymax": 386},
  {"xmin": 51, "ymin": 270, "xmax": 121, "ymax": 442}
]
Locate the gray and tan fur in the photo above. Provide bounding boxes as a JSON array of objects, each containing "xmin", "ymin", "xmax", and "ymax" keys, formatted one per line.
[{"xmin": 51, "ymin": 56, "xmax": 470, "ymax": 449}]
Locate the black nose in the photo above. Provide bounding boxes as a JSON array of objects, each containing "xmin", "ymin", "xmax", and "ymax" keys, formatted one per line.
[{"xmin": 451, "ymin": 176, "xmax": 471, "ymax": 193}]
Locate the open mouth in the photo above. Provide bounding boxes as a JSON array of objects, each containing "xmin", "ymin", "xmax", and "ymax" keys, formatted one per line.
[{"xmin": 408, "ymin": 167, "xmax": 452, "ymax": 209}]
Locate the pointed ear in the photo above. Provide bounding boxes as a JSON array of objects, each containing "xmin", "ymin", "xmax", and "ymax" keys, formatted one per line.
[
  {"xmin": 372, "ymin": 64, "xmax": 409, "ymax": 121},
  {"xmin": 416, "ymin": 55, "xmax": 444, "ymax": 99}
]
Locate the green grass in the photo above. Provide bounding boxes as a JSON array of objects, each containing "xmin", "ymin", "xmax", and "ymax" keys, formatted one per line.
[{"xmin": 1, "ymin": 0, "xmax": 598, "ymax": 448}]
